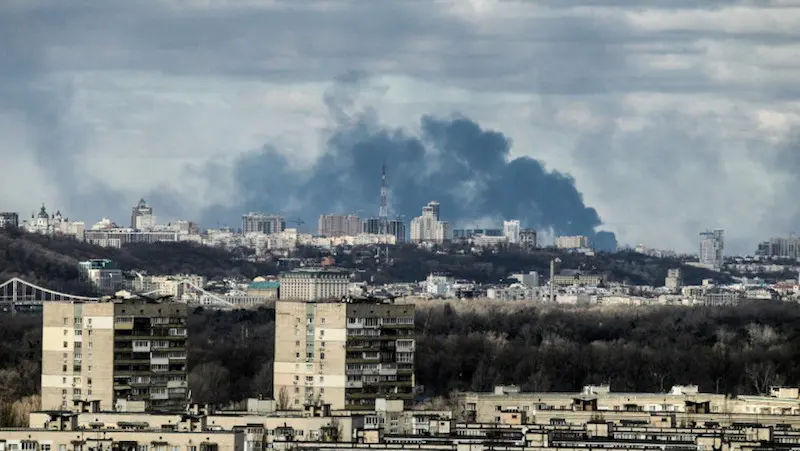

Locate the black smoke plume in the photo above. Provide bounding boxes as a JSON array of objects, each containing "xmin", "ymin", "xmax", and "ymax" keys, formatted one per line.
[{"xmin": 201, "ymin": 81, "xmax": 617, "ymax": 251}]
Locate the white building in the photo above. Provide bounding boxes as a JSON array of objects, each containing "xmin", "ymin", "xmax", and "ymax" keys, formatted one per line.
[
  {"xmin": 699, "ymin": 229, "xmax": 724, "ymax": 270},
  {"xmin": 278, "ymin": 267, "xmax": 350, "ymax": 301},
  {"xmin": 511, "ymin": 271, "xmax": 539, "ymax": 287},
  {"xmin": 503, "ymin": 220, "xmax": 521, "ymax": 244},
  {"xmin": 23, "ymin": 204, "xmax": 85, "ymax": 240},
  {"xmin": 425, "ymin": 274, "xmax": 455, "ymax": 298},
  {"xmin": 556, "ymin": 235, "xmax": 590, "ymax": 250},
  {"xmin": 410, "ymin": 201, "xmax": 451, "ymax": 243}
]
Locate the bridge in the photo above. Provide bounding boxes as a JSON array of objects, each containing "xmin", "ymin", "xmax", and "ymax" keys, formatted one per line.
[{"xmin": 0, "ymin": 277, "xmax": 250, "ymax": 312}]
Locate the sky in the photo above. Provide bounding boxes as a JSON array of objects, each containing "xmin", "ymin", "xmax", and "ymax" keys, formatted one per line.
[{"xmin": 1, "ymin": 0, "xmax": 800, "ymax": 254}]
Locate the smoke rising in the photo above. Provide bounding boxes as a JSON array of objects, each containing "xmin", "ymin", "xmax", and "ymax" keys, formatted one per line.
[{"xmin": 201, "ymin": 80, "xmax": 617, "ymax": 251}]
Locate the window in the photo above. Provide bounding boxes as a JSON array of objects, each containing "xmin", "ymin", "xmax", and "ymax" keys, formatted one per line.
[
  {"xmin": 63, "ymin": 317, "xmax": 69, "ymax": 326},
  {"xmin": 88, "ymin": 318, "xmax": 92, "ymax": 325},
  {"xmin": 75, "ymin": 329, "xmax": 82, "ymax": 336},
  {"xmin": 62, "ymin": 364, "xmax": 67, "ymax": 372},
  {"xmin": 320, "ymin": 353, "xmax": 325, "ymax": 360},
  {"xmin": 321, "ymin": 318, "xmax": 326, "ymax": 324},
  {"xmin": 62, "ymin": 377, "xmax": 66, "ymax": 383},
  {"xmin": 63, "ymin": 341, "xmax": 68, "ymax": 348},
  {"xmin": 294, "ymin": 387, "xmax": 299, "ymax": 393},
  {"xmin": 295, "ymin": 340, "xmax": 300, "ymax": 346},
  {"xmin": 320, "ymin": 376, "xmax": 324, "ymax": 382},
  {"xmin": 88, "ymin": 377, "xmax": 92, "ymax": 385},
  {"xmin": 63, "ymin": 329, "xmax": 68, "ymax": 336},
  {"xmin": 294, "ymin": 375, "xmax": 299, "ymax": 381},
  {"xmin": 41, "ymin": 445, "xmax": 51, "ymax": 451},
  {"xmin": 88, "ymin": 330, "xmax": 92, "ymax": 336}
]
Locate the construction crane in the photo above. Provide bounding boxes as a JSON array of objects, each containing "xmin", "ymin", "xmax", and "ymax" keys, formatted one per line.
[{"xmin": 285, "ymin": 218, "xmax": 305, "ymax": 227}]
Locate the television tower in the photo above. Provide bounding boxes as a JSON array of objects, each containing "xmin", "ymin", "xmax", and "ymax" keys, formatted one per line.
[
  {"xmin": 377, "ymin": 162, "xmax": 390, "ymax": 263},
  {"xmin": 379, "ymin": 162, "xmax": 388, "ymax": 234}
]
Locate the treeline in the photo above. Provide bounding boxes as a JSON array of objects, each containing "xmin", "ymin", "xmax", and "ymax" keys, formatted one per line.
[
  {"xmin": 5, "ymin": 301, "xmax": 800, "ymax": 417},
  {"xmin": 0, "ymin": 227, "xmax": 277, "ymax": 294},
  {"xmin": 338, "ymin": 244, "xmax": 728, "ymax": 287}
]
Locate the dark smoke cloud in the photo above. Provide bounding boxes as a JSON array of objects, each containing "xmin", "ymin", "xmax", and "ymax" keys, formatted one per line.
[{"xmin": 201, "ymin": 81, "xmax": 617, "ymax": 251}]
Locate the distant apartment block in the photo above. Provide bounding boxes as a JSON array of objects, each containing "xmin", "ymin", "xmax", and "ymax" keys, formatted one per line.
[
  {"xmin": 85, "ymin": 228, "xmax": 181, "ymax": 248},
  {"xmin": 410, "ymin": 201, "xmax": 451, "ymax": 243},
  {"xmin": 556, "ymin": 235, "xmax": 590, "ymax": 249},
  {"xmin": 665, "ymin": 268, "xmax": 683, "ymax": 291},
  {"xmin": 503, "ymin": 220, "xmax": 520, "ymax": 244},
  {"xmin": 79, "ymin": 259, "xmax": 123, "ymax": 294},
  {"xmin": 452, "ymin": 228, "xmax": 503, "ymax": 240},
  {"xmin": 278, "ymin": 268, "xmax": 350, "ymax": 301},
  {"xmin": 519, "ymin": 229, "xmax": 537, "ymax": 248},
  {"xmin": 242, "ymin": 213, "xmax": 285, "ymax": 234},
  {"xmin": 0, "ymin": 211, "xmax": 19, "ymax": 228},
  {"xmin": 699, "ymin": 229, "xmax": 725, "ymax": 270},
  {"xmin": 551, "ymin": 270, "xmax": 603, "ymax": 287},
  {"xmin": 318, "ymin": 214, "xmax": 361, "ymax": 237},
  {"xmin": 362, "ymin": 218, "xmax": 406, "ymax": 243},
  {"xmin": 757, "ymin": 235, "xmax": 800, "ymax": 260},
  {"xmin": 273, "ymin": 298, "xmax": 415, "ymax": 410},
  {"xmin": 41, "ymin": 299, "xmax": 188, "ymax": 412},
  {"xmin": 130, "ymin": 198, "xmax": 156, "ymax": 230}
]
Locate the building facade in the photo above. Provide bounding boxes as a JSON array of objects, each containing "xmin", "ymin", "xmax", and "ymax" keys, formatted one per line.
[
  {"xmin": 0, "ymin": 212, "xmax": 19, "ymax": 228},
  {"xmin": 699, "ymin": 229, "xmax": 725, "ymax": 270},
  {"xmin": 278, "ymin": 268, "xmax": 350, "ymax": 301},
  {"xmin": 130, "ymin": 198, "xmax": 156, "ymax": 230},
  {"xmin": 242, "ymin": 213, "xmax": 286, "ymax": 234},
  {"xmin": 409, "ymin": 201, "xmax": 451, "ymax": 243},
  {"xmin": 79, "ymin": 259, "xmax": 123, "ymax": 294},
  {"xmin": 503, "ymin": 220, "xmax": 521, "ymax": 244},
  {"xmin": 519, "ymin": 229, "xmax": 537, "ymax": 248},
  {"xmin": 556, "ymin": 235, "xmax": 590, "ymax": 250},
  {"xmin": 318, "ymin": 214, "xmax": 361, "ymax": 237},
  {"xmin": 22, "ymin": 204, "xmax": 85, "ymax": 239},
  {"xmin": 273, "ymin": 299, "xmax": 415, "ymax": 411},
  {"xmin": 41, "ymin": 299, "xmax": 188, "ymax": 412},
  {"xmin": 84, "ymin": 229, "xmax": 181, "ymax": 248}
]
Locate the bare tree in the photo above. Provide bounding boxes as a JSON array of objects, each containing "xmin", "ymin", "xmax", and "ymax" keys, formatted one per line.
[
  {"xmin": 277, "ymin": 386, "xmax": 290, "ymax": 410},
  {"xmin": 745, "ymin": 361, "xmax": 783, "ymax": 395}
]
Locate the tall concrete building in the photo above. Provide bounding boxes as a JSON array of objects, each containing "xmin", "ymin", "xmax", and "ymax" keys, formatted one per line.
[
  {"xmin": 699, "ymin": 229, "xmax": 725, "ymax": 270},
  {"xmin": 556, "ymin": 235, "xmax": 590, "ymax": 250},
  {"xmin": 362, "ymin": 218, "xmax": 406, "ymax": 243},
  {"xmin": 410, "ymin": 201, "xmax": 451, "ymax": 243},
  {"xmin": 41, "ymin": 299, "xmax": 188, "ymax": 412},
  {"xmin": 318, "ymin": 214, "xmax": 361, "ymax": 237},
  {"xmin": 130, "ymin": 199, "xmax": 156, "ymax": 230},
  {"xmin": 503, "ymin": 220, "xmax": 521, "ymax": 244},
  {"xmin": 273, "ymin": 298, "xmax": 415, "ymax": 411},
  {"xmin": 242, "ymin": 213, "xmax": 286, "ymax": 234},
  {"xmin": 278, "ymin": 268, "xmax": 350, "ymax": 301},
  {"xmin": 519, "ymin": 229, "xmax": 537, "ymax": 248}
]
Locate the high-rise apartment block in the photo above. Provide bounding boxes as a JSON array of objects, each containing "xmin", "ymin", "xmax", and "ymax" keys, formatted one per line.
[
  {"xmin": 131, "ymin": 199, "xmax": 156, "ymax": 230},
  {"xmin": 503, "ymin": 220, "xmax": 521, "ymax": 244},
  {"xmin": 318, "ymin": 214, "xmax": 361, "ymax": 237},
  {"xmin": 278, "ymin": 268, "xmax": 350, "ymax": 301},
  {"xmin": 556, "ymin": 235, "xmax": 590, "ymax": 250},
  {"xmin": 41, "ymin": 299, "xmax": 188, "ymax": 412},
  {"xmin": 699, "ymin": 229, "xmax": 725, "ymax": 270},
  {"xmin": 273, "ymin": 298, "xmax": 415, "ymax": 411},
  {"xmin": 756, "ymin": 236, "xmax": 800, "ymax": 260},
  {"xmin": 410, "ymin": 201, "xmax": 451, "ymax": 243},
  {"xmin": 242, "ymin": 213, "xmax": 286, "ymax": 234},
  {"xmin": 362, "ymin": 218, "xmax": 406, "ymax": 243},
  {"xmin": 0, "ymin": 212, "xmax": 19, "ymax": 228},
  {"xmin": 520, "ymin": 229, "xmax": 537, "ymax": 248}
]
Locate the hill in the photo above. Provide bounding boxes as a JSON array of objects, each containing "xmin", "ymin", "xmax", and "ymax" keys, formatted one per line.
[{"xmin": 0, "ymin": 227, "xmax": 277, "ymax": 294}]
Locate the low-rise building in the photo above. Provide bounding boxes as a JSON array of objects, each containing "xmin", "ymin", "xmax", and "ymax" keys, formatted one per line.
[{"xmin": 79, "ymin": 259, "xmax": 123, "ymax": 294}]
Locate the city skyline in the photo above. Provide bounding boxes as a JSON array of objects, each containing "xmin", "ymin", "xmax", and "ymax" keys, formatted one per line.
[{"xmin": 2, "ymin": 2, "xmax": 800, "ymax": 255}]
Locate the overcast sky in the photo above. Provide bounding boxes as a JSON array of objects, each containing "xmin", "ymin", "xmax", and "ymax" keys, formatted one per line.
[{"xmin": 1, "ymin": 0, "xmax": 799, "ymax": 254}]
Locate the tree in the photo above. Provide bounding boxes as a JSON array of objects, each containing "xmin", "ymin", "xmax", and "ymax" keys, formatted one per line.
[
  {"xmin": 189, "ymin": 362, "xmax": 231, "ymax": 405},
  {"xmin": 277, "ymin": 386, "xmax": 290, "ymax": 410}
]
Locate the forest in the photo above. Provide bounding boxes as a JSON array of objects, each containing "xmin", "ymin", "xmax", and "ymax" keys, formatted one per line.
[{"xmin": 2, "ymin": 299, "xmax": 800, "ymax": 425}]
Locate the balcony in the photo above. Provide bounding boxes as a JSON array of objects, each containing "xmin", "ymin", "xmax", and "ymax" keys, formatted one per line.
[{"xmin": 346, "ymin": 381, "xmax": 363, "ymax": 389}]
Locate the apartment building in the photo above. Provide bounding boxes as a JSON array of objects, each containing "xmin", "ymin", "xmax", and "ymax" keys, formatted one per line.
[
  {"xmin": 274, "ymin": 298, "xmax": 415, "ymax": 411},
  {"xmin": 699, "ymin": 229, "xmax": 725, "ymax": 270},
  {"xmin": 556, "ymin": 235, "xmax": 590, "ymax": 250},
  {"xmin": 409, "ymin": 201, "xmax": 451, "ymax": 243},
  {"xmin": 41, "ymin": 299, "xmax": 188, "ymax": 412},
  {"xmin": 278, "ymin": 268, "xmax": 350, "ymax": 301},
  {"xmin": 242, "ymin": 213, "xmax": 285, "ymax": 234},
  {"xmin": 318, "ymin": 214, "xmax": 361, "ymax": 237}
]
